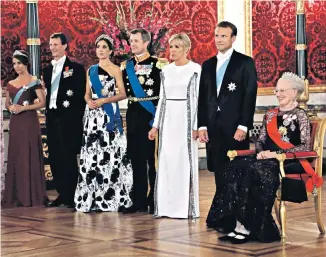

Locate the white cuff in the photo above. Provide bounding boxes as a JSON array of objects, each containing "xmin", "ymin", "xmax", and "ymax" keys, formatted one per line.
[
  {"xmin": 237, "ymin": 125, "xmax": 248, "ymax": 133},
  {"xmin": 198, "ymin": 126, "xmax": 207, "ymax": 131}
]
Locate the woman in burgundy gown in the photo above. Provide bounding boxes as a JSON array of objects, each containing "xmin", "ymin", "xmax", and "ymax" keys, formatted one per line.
[{"xmin": 2, "ymin": 50, "xmax": 47, "ymax": 207}]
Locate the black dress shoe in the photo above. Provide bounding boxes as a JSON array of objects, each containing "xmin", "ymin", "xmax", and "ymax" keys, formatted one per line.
[
  {"xmin": 43, "ymin": 197, "xmax": 51, "ymax": 207},
  {"xmin": 66, "ymin": 203, "xmax": 75, "ymax": 209},
  {"xmin": 118, "ymin": 206, "xmax": 126, "ymax": 212},
  {"xmin": 139, "ymin": 207, "xmax": 148, "ymax": 212},
  {"xmin": 149, "ymin": 205, "xmax": 154, "ymax": 214},
  {"xmin": 45, "ymin": 197, "xmax": 64, "ymax": 207},
  {"xmin": 230, "ymin": 233, "xmax": 250, "ymax": 244},
  {"xmin": 218, "ymin": 231, "xmax": 237, "ymax": 242},
  {"xmin": 123, "ymin": 205, "xmax": 140, "ymax": 214}
]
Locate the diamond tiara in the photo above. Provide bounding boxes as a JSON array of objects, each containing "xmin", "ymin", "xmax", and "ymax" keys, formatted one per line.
[
  {"xmin": 13, "ymin": 50, "xmax": 28, "ymax": 58},
  {"xmin": 280, "ymin": 72, "xmax": 305, "ymax": 84},
  {"xmin": 95, "ymin": 34, "xmax": 113, "ymax": 45}
]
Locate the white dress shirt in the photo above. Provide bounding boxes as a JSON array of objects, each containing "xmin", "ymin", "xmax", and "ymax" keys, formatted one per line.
[
  {"xmin": 216, "ymin": 48, "xmax": 233, "ymax": 97},
  {"xmin": 199, "ymin": 48, "xmax": 247, "ymax": 133},
  {"xmin": 49, "ymin": 55, "xmax": 66, "ymax": 109}
]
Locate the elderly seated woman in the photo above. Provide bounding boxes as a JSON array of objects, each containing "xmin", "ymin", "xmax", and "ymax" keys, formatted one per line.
[{"xmin": 206, "ymin": 72, "xmax": 321, "ymax": 244}]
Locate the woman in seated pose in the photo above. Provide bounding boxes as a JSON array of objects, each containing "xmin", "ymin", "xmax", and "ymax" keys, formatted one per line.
[{"xmin": 206, "ymin": 72, "xmax": 322, "ymax": 243}]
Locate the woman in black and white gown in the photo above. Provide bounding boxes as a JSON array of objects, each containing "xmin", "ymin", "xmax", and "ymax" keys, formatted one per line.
[
  {"xmin": 149, "ymin": 33, "xmax": 201, "ymax": 219},
  {"xmin": 74, "ymin": 35, "xmax": 133, "ymax": 212}
]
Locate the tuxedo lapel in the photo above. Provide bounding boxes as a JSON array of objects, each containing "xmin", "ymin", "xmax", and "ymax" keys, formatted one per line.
[
  {"xmin": 210, "ymin": 56, "xmax": 217, "ymax": 91},
  {"xmin": 47, "ymin": 65, "xmax": 54, "ymax": 85},
  {"xmin": 207, "ymin": 57, "xmax": 218, "ymax": 127},
  {"xmin": 49, "ymin": 64, "xmax": 54, "ymax": 78},
  {"xmin": 44, "ymin": 65, "xmax": 54, "ymax": 104},
  {"xmin": 60, "ymin": 57, "xmax": 71, "ymax": 83},
  {"xmin": 209, "ymin": 57, "xmax": 218, "ymax": 102},
  {"xmin": 56, "ymin": 57, "xmax": 71, "ymax": 103}
]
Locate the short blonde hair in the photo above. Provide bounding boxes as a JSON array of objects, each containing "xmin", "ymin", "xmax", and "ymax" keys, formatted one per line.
[{"xmin": 168, "ymin": 33, "xmax": 191, "ymax": 51}]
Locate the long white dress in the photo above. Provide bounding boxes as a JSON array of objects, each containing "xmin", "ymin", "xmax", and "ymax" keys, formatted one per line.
[{"xmin": 153, "ymin": 61, "xmax": 200, "ymax": 218}]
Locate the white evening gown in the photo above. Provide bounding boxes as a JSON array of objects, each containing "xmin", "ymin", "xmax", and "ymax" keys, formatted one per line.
[{"xmin": 153, "ymin": 61, "xmax": 200, "ymax": 218}]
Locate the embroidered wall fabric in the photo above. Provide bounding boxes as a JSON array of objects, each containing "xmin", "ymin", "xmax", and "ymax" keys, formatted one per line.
[
  {"xmin": 1, "ymin": 0, "xmax": 218, "ymax": 87},
  {"xmin": 252, "ymin": 0, "xmax": 326, "ymax": 88}
]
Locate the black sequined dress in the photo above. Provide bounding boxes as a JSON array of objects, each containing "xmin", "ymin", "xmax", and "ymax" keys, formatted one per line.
[{"xmin": 206, "ymin": 107, "xmax": 311, "ymax": 242}]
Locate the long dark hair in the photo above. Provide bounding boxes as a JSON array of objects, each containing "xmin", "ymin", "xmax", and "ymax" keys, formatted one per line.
[
  {"xmin": 13, "ymin": 50, "xmax": 30, "ymax": 66},
  {"xmin": 12, "ymin": 49, "xmax": 31, "ymax": 76}
]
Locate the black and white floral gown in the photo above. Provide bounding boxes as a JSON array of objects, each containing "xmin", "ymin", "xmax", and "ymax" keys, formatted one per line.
[{"xmin": 74, "ymin": 67, "xmax": 133, "ymax": 212}]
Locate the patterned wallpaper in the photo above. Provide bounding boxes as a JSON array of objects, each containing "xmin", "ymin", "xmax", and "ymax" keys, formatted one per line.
[
  {"xmin": 252, "ymin": 0, "xmax": 326, "ymax": 88},
  {"xmin": 1, "ymin": 0, "xmax": 218, "ymax": 87},
  {"xmin": 2, "ymin": 0, "xmax": 325, "ymax": 89}
]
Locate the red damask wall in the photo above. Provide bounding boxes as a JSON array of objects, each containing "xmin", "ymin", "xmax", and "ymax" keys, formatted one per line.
[
  {"xmin": 252, "ymin": 0, "xmax": 326, "ymax": 88},
  {"xmin": 1, "ymin": 0, "xmax": 218, "ymax": 87}
]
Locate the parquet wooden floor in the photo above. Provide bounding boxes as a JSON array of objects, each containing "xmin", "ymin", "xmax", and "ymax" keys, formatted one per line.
[{"xmin": 1, "ymin": 170, "xmax": 326, "ymax": 257}]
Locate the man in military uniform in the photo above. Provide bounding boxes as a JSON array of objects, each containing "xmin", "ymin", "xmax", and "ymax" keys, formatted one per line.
[{"xmin": 121, "ymin": 28, "xmax": 167, "ymax": 214}]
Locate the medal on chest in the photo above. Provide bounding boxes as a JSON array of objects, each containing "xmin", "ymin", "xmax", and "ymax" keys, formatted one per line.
[
  {"xmin": 135, "ymin": 64, "xmax": 154, "ymax": 86},
  {"xmin": 135, "ymin": 64, "xmax": 153, "ymax": 76}
]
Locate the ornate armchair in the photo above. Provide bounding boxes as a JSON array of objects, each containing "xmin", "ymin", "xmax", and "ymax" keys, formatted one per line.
[{"xmin": 227, "ymin": 116, "xmax": 326, "ymax": 243}]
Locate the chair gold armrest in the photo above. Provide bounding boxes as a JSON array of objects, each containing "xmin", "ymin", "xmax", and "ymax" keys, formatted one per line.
[
  {"xmin": 227, "ymin": 150, "xmax": 256, "ymax": 161},
  {"xmin": 227, "ymin": 150, "xmax": 238, "ymax": 161},
  {"xmin": 276, "ymin": 153, "xmax": 287, "ymax": 177}
]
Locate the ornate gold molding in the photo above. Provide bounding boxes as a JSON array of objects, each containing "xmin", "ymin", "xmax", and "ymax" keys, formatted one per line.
[
  {"xmin": 296, "ymin": 0, "xmax": 305, "ymax": 14},
  {"xmin": 309, "ymin": 85, "xmax": 326, "ymax": 93},
  {"xmin": 244, "ymin": 0, "xmax": 252, "ymax": 57},
  {"xmin": 296, "ymin": 44, "xmax": 307, "ymax": 50},
  {"xmin": 217, "ymin": 0, "xmax": 224, "ymax": 22},
  {"xmin": 257, "ymin": 88, "xmax": 274, "ymax": 96},
  {"xmin": 44, "ymin": 165, "xmax": 53, "ymax": 181},
  {"xmin": 27, "ymin": 38, "xmax": 41, "ymax": 45},
  {"xmin": 258, "ymin": 84, "xmax": 326, "ymax": 96}
]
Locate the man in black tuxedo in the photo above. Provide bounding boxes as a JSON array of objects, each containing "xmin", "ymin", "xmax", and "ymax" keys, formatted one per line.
[
  {"xmin": 198, "ymin": 21, "xmax": 257, "ymax": 186},
  {"xmin": 42, "ymin": 33, "xmax": 86, "ymax": 208}
]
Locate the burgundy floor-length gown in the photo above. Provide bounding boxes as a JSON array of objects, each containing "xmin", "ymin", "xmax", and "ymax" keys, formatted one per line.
[{"xmin": 2, "ymin": 83, "xmax": 47, "ymax": 207}]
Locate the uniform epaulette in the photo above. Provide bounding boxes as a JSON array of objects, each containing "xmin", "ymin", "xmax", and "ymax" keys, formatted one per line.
[
  {"xmin": 120, "ymin": 60, "xmax": 127, "ymax": 71},
  {"xmin": 155, "ymin": 57, "xmax": 169, "ymax": 70}
]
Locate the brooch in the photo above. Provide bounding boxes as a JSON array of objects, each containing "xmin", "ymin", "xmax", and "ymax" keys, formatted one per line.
[
  {"xmin": 66, "ymin": 89, "xmax": 74, "ymax": 97},
  {"xmin": 63, "ymin": 100, "xmax": 70, "ymax": 108},
  {"xmin": 228, "ymin": 82, "xmax": 236, "ymax": 92}
]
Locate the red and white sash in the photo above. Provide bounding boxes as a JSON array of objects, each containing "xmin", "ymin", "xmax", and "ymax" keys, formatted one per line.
[{"xmin": 266, "ymin": 108, "xmax": 323, "ymax": 192}]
